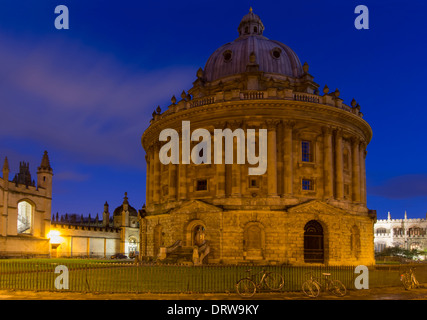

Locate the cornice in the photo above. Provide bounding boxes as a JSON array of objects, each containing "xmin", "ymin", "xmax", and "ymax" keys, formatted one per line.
[{"xmin": 142, "ymin": 100, "xmax": 372, "ymax": 149}]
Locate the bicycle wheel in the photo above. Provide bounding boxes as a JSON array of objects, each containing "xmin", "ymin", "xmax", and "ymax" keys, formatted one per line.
[
  {"xmin": 412, "ymin": 274, "xmax": 420, "ymax": 288},
  {"xmin": 236, "ymin": 279, "xmax": 256, "ymax": 298},
  {"xmin": 302, "ymin": 280, "xmax": 320, "ymax": 298},
  {"xmin": 329, "ymin": 280, "xmax": 347, "ymax": 296},
  {"xmin": 401, "ymin": 273, "xmax": 412, "ymax": 290},
  {"xmin": 265, "ymin": 272, "xmax": 284, "ymax": 291}
]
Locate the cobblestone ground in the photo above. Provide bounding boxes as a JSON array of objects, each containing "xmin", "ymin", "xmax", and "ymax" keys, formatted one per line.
[{"xmin": 1, "ymin": 284, "xmax": 427, "ymax": 300}]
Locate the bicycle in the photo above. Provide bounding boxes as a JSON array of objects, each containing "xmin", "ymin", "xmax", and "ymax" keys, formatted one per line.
[
  {"xmin": 400, "ymin": 267, "xmax": 420, "ymax": 290},
  {"xmin": 302, "ymin": 271, "xmax": 347, "ymax": 298},
  {"xmin": 236, "ymin": 268, "xmax": 284, "ymax": 298}
]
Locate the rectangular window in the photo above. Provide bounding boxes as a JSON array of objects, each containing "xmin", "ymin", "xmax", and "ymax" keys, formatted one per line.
[
  {"xmin": 301, "ymin": 141, "xmax": 312, "ymax": 162},
  {"xmin": 249, "ymin": 178, "xmax": 259, "ymax": 188},
  {"xmin": 302, "ymin": 179, "xmax": 314, "ymax": 191},
  {"xmin": 196, "ymin": 179, "xmax": 208, "ymax": 191}
]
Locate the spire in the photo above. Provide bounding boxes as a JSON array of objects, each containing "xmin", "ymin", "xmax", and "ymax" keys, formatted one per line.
[
  {"xmin": 387, "ymin": 211, "xmax": 391, "ymax": 220},
  {"xmin": 404, "ymin": 211, "xmax": 407, "ymax": 220},
  {"xmin": 38, "ymin": 151, "xmax": 52, "ymax": 172},
  {"xmin": 123, "ymin": 192, "xmax": 129, "ymax": 205},
  {"xmin": 3, "ymin": 157, "xmax": 9, "ymax": 172}
]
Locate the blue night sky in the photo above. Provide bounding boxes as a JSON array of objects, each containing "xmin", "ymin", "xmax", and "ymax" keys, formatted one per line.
[{"xmin": 0, "ymin": 0, "xmax": 426, "ymax": 220}]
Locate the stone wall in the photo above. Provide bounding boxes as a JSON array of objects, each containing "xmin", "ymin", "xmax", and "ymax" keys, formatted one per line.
[{"xmin": 141, "ymin": 200, "xmax": 375, "ymax": 266}]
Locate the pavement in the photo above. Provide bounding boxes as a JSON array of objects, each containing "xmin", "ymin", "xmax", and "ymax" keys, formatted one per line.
[{"xmin": 1, "ymin": 285, "xmax": 427, "ymax": 300}]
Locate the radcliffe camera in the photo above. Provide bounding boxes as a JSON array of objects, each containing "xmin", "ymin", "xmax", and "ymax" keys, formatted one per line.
[{"xmin": 0, "ymin": 1, "xmax": 427, "ymax": 311}]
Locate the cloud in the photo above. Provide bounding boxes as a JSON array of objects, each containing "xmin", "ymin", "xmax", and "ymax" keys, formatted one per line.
[
  {"xmin": 368, "ymin": 174, "xmax": 427, "ymax": 199},
  {"xmin": 0, "ymin": 33, "xmax": 195, "ymax": 168},
  {"xmin": 54, "ymin": 171, "xmax": 91, "ymax": 182}
]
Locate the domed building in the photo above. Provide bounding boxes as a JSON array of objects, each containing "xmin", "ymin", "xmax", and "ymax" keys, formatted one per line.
[
  {"xmin": 49, "ymin": 192, "xmax": 140, "ymax": 258},
  {"xmin": 140, "ymin": 9, "xmax": 376, "ymax": 266}
]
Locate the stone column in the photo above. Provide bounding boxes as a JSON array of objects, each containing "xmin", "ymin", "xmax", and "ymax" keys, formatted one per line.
[
  {"xmin": 266, "ymin": 120, "xmax": 279, "ymax": 197},
  {"xmin": 149, "ymin": 147, "xmax": 155, "ymax": 205},
  {"xmin": 283, "ymin": 121, "xmax": 294, "ymax": 196},
  {"xmin": 145, "ymin": 153, "xmax": 151, "ymax": 205},
  {"xmin": 322, "ymin": 126, "xmax": 334, "ymax": 199},
  {"xmin": 153, "ymin": 143, "xmax": 161, "ymax": 204},
  {"xmin": 240, "ymin": 122, "xmax": 247, "ymax": 196},
  {"xmin": 351, "ymin": 137, "xmax": 361, "ymax": 202},
  {"xmin": 359, "ymin": 141, "xmax": 367, "ymax": 205},
  {"xmin": 178, "ymin": 136, "xmax": 187, "ymax": 200},
  {"xmin": 231, "ymin": 121, "xmax": 242, "ymax": 197},
  {"xmin": 168, "ymin": 163, "xmax": 177, "ymax": 201},
  {"xmin": 214, "ymin": 123, "xmax": 226, "ymax": 198},
  {"xmin": 334, "ymin": 129, "xmax": 344, "ymax": 200},
  {"xmin": 139, "ymin": 217, "xmax": 147, "ymax": 257},
  {"xmin": 216, "ymin": 149, "xmax": 226, "ymax": 198}
]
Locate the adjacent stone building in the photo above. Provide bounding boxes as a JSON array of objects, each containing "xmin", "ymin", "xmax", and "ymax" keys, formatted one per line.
[
  {"xmin": 374, "ymin": 211, "xmax": 427, "ymax": 253},
  {"xmin": 0, "ymin": 152, "xmax": 140, "ymax": 258},
  {"xmin": 140, "ymin": 9, "xmax": 376, "ymax": 266},
  {"xmin": 50, "ymin": 193, "xmax": 140, "ymax": 258},
  {"xmin": 0, "ymin": 152, "xmax": 53, "ymax": 257}
]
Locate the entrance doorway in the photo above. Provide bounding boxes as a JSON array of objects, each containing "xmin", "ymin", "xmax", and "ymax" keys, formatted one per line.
[{"xmin": 304, "ymin": 220, "xmax": 324, "ymax": 263}]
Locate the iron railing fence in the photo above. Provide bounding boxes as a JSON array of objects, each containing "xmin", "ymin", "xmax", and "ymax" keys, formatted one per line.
[{"xmin": 0, "ymin": 260, "xmax": 426, "ymax": 294}]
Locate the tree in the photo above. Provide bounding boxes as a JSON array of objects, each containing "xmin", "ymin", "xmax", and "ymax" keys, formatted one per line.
[{"xmin": 376, "ymin": 246, "xmax": 421, "ymax": 261}]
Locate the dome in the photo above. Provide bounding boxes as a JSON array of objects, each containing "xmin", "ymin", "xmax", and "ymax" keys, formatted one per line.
[
  {"xmin": 113, "ymin": 193, "xmax": 138, "ymax": 216},
  {"xmin": 113, "ymin": 204, "xmax": 138, "ymax": 216},
  {"xmin": 203, "ymin": 9, "xmax": 304, "ymax": 83}
]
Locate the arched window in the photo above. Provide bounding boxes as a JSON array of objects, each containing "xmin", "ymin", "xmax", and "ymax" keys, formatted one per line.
[
  {"xmin": 153, "ymin": 225, "xmax": 163, "ymax": 257},
  {"xmin": 17, "ymin": 201, "xmax": 33, "ymax": 234},
  {"xmin": 244, "ymin": 225, "xmax": 262, "ymax": 250},
  {"xmin": 193, "ymin": 225, "xmax": 206, "ymax": 246},
  {"xmin": 376, "ymin": 228, "xmax": 387, "ymax": 235},
  {"xmin": 243, "ymin": 223, "xmax": 265, "ymax": 260},
  {"xmin": 410, "ymin": 242, "xmax": 421, "ymax": 250},
  {"xmin": 394, "ymin": 228, "xmax": 404, "ymax": 236},
  {"xmin": 350, "ymin": 226, "xmax": 361, "ymax": 259},
  {"xmin": 304, "ymin": 220, "xmax": 324, "ymax": 263},
  {"xmin": 129, "ymin": 237, "xmax": 137, "ymax": 253}
]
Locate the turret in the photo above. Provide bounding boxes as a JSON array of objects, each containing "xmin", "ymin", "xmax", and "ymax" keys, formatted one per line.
[
  {"xmin": 122, "ymin": 192, "xmax": 129, "ymax": 227},
  {"xmin": 103, "ymin": 201, "xmax": 110, "ymax": 227},
  {"xmin": 2, "ymin": 157, "xmax": 9, "ymax": 181},
  {"xmin": 37, "ymin": 151, "xmax": 53, "ymax": 197}
]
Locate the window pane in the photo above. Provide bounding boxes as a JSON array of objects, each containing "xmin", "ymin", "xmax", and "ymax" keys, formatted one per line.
[
  {"xmin": 17, "ymin": 201, "xmax": 32, "ymax": 234},
  {"xmin": 302, "ymin": 179, "xmax": 313, "ymax": 191},
  {"xmin": 196, "ymin": 180, "xmax": 207, "ymax": 191},
  {"xmin": 302, "ymin": 141, "xmax": 311, "ymax": 162}
]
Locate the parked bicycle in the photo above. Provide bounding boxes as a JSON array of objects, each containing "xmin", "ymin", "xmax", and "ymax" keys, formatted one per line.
[
  {"xmin": 236, "ymin": 268, "xmax": 284, "ymax": 298},
  {"xmin": 400, "ymin": 267, "xmax": 420, "ymax": 290},
  {"xmin": 302, "ymin": 271, "xmax": 347, "ymax": 298}
]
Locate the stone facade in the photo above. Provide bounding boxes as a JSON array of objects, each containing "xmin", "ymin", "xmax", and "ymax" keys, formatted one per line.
[
  {"xmin": 50, "ymin": 193, "xmax": 140, "ymax": 258},
  {"xmin": 0, "ymin": 152, "xmax": 53, "ymax": 257},
  {"xmin": 0, "ymin": 152, "xmax": 140, "ymax": 258},
  {"xmin": 374, "ymin": 211, "xmax": 427, "ymax": 253},
  {"xmin": 139, "ymin": 9, "xmax": 376, "ymax": 266}
]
